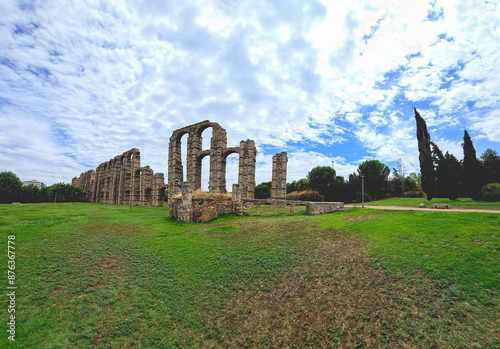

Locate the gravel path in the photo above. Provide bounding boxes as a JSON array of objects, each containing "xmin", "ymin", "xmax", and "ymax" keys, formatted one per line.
[{"xmin": 362, "ymin": 205, "xmax": 500, "ymax": 214}]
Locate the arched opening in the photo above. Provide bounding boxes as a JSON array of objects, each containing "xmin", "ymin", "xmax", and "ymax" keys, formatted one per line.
[
  {"xmin": 144, "ymin": 187, "xmax": 152, "ymax": 206},
  {"xmin": 159, "ymin": 187, "xmax": 166, "ymax": 203},
  {"xmin": 179, "ymin": 132, "xmax": 188, "ymax": 182},
  {"xmin": 133, "ymin": 169, "xmax": 141, "ymax": 205},
  {"xmin": 199, "ymin": 126, "xmax": 213, "ymax": 192},
  {"xmin": 224, "ymin": 151, "xmax": 240, "ymax": 193}
]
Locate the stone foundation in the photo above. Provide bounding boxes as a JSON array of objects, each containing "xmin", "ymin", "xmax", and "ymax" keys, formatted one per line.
[
  {"xmin": 305, "ymin": 202, "xmax": 344, "ymax": 215},
  {"xmin": 169, "ymin": 183, "xmax": 243, "ymax": 223}
]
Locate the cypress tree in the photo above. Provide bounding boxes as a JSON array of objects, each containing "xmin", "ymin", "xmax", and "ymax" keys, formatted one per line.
[
  {"xmin": 432, "ymin": 142, "xmax": 462, "ymax": 200},
  {"xmin": 414, "ymin": 108, "xmax": 435, "ymax": 202},
  {"xmin": 462, "ymin": 130, "xmax": 481, "ymax": 199}
]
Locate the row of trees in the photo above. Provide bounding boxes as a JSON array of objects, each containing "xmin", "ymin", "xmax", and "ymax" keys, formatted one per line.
[
  {"xmin": 255, "ymin": 159, "xmax": 422, "ymax": 203},
  {"xmin": 255, "ymin": 110, "xmax": 500, "ymax": 203},
  {"xmin": 414, "ymin": 108, "xmax": 500, "ymax": 201},
  {"xmin": 0, "ymin": 171, "xmax": 86, "ymax": 204}
]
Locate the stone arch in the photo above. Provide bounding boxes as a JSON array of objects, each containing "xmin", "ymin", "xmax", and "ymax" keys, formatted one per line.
[
  {"xmin": 222, "ymin": 149, "xmax": 240, "ymax": 193},
  {"xmin": 167, "ymin": 121, "xmax": 255, "ymax": 205}
]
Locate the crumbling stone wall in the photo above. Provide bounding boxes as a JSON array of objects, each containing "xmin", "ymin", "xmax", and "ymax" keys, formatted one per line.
[
  {"xmin": 72, "ymin": 169, "xmax": 95, "ymax": 200},
  {"xmin": 169, "ymin": 183, "xmax": 243, "ymax": 222},
  {"xmin": 167, "ymin": 120, "xmax": 256, "ymax": 206},
  {"xmin": 72, "ymin": 148, "xmax": 166, "ymax": 207},
  {"xmin": 271, "ymin": 152, "xmax": 288, "ymax": 206}
]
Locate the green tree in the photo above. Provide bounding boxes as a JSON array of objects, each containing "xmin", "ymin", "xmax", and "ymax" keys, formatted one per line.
[
  {"xmin": 307, "ymin": 166, "xmax": 336, "ymax": 193},
  {"xmin": 414, "ymin": 108, "xmax": 435, "ymax": 202},
  {"xmin": 48, "ymin": 183, "xmax": 86, "ymax": 203},
  {"xmin": 408, "ymin": 172, "xmax": 422, "ymax": 188},
  {"xmin": 480, "ymin": 148, "xmax": 500, "ymax": 185},
  {"xmin": 0, "ymin": 171, "xmax": 23, "ymax": 203},
  {"xmin": 462, "ymin": 130, "xmax": 481, "ymax": 199},
  {"xmin": 254, "ymin": 181, "xmax": 271, "ymax": 199},
  {"xmin": 432, "ymin": 142, "xmax": 462, "ymax": 200},
  {"xmin": 287, "ymin": 179, "xmax": 310, "ymax": 193},
  {"xmin": 21, "ymin": 184, "xmax": 47, "ymax": 203},
  {"xmin": 306, "ymin": 166, "xmax": 344, "ymax": 201},
  {"xmin": 391, "ymin": 156, "xmax": 406, "ymax": 196},
  {"xmin": 404, "ymin": 176, "xmax": 418, "ymax": 192},
  {"xmin": 352, "ymin": 160, "xmax": 390, "ymax": 200}
]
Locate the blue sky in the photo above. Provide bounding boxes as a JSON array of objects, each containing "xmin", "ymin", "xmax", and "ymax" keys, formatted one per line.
[{"xmin": 1, "ymin": 0, "xmax": 499, "ymax": 190}]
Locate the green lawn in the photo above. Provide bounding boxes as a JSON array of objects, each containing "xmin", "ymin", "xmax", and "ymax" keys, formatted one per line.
[
  {"xmin": 0, "ymin": 202, "xmax": 498, "ymax": 348},
  {"xmin": 365, "ymin": 197, "xmax": 500, "ymax": 210}
]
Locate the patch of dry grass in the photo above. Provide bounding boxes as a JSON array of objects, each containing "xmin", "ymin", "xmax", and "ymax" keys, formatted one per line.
[{"xmin": 201, "ymin": 219, "xmax": 489, "ymax": 348}]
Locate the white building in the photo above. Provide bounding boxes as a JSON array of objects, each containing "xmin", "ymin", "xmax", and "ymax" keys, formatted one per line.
[{"xmin": 22, "ymin": 180, "xmax": 45, "ymax": 188}]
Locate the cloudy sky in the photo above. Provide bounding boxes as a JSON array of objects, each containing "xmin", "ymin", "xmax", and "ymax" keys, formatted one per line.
[{"xmin": 1, "ymin": 0, "xmax": 500, "ymax": 190}]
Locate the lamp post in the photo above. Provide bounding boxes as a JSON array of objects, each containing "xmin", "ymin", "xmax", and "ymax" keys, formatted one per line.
[
  {"xmin": 129, "ymin": 185, "xmax": 133, "ymax": 211},
  {"xmin": 361, "ymin": 176, "xmax": 365, "ymax": 208}
]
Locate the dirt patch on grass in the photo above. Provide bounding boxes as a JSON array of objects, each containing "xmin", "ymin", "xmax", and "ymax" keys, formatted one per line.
[
  {"xmin": 208, "ymin": 227, "xmax": 479, "ymax": 348},
  {"xmin": 87, "ymin": 213, "xmax": 111, "ymax": 217},
  {"xmin": 81, "ymin": 223, "xmax": 145, "ymax": 237}
]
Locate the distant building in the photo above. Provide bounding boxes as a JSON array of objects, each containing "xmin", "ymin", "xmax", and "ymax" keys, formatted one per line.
[{"xmin": 22, "ymin": 180, "xmax": 45, "ymax": 188}]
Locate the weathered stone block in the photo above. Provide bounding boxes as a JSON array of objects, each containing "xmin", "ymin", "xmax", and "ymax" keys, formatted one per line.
[{"xmin": 305, "ymin": 202, "xmax": 344, "ymax": 215}]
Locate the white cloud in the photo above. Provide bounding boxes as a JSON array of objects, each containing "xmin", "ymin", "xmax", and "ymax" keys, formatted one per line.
[{"xmin": 0, "ymin": 0, "xmax": 499, "ymax": 189}]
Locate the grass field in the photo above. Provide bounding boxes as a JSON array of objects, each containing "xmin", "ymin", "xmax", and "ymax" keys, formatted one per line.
[
  {"xmin": 0, "ymin": 201, "xmax": 499, "ymax": 348},
  {"xmin": 364, "ymin": 197, "xmax": 500, "ymax": 210}
]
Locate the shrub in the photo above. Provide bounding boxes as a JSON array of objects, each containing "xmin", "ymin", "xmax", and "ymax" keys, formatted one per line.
[
  {"xmin": 406, "ymin": 190, "xmax": 425, "ymax": 198},
  {"xmin": 480, "ymin": 183, "xmax": 500, "ymax": 202},
  {"xmin": 286, "ymin": 190, "xmax": 324, "ymax": 202}
]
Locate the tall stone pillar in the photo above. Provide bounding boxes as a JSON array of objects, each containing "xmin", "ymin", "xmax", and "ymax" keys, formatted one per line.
[
  {"xmin": 238, "ymin": 139, "xmax": 257, "ymax": 202},
  {"xmin": 168, "ymin": 135, "xmax": 183, "ymax": 205},
  {"xmin": 209, "ymin": 127, "xmax": 228, "ymax": 193},
  {"xmin": 232, "ymin": 184, "xmax": 243, "ymax": 215},
  {"xmin": 187, "ymin": 133, "xmax": 202, "ymax": 191},
  {"xmin": 131, "ymin": 150, "xmax": 141, "ymax": 205},
  {"xmin": 140, "ymin": 166, "xmax": 154, "ymax": 206},
  {"xmin": 92, "ymin": 164, "xmax": 103, "ymax": 203},
  {"xmin": 110, "ymin": 159, "xmax": 119, "ymax": 205},
  {"xmin": 271, "ymin": 152, "xmax": 288, "ymax": 207},
  {"xmin": 152, "ymin": 173, "xmax": 166, "ymax": 207}
]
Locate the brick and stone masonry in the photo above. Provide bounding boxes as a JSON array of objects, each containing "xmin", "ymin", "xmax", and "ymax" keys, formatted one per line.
[
  {"xmin": 167, "ymin": 120, "xmax": 256, "ymax": 206},
  {"xmin": 72, "ymin": 148, "xmax": 166, "ymax": 207},
  {"xmin": 271, "ymin": 152, "xmax": 288, "ymax": 207}
]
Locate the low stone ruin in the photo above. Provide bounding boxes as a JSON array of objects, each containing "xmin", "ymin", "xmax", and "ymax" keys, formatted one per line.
[
  {"xmin": 169, "ymin": 183, "xmax": 244, "ymax": 223},
  {"xmin": 72, "ymin": 148, "xmax": 166, "ymax": 207},
  {"xmin": 305, "ymin": 202, "xmax": 344, "ymax": 215}
]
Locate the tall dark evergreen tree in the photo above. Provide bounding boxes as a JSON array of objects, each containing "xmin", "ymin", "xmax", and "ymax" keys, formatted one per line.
[
  {"xmin": 462, "ymin": 130, "xmax": 481, "ymax": 199},
  {"xmin": 432, "ymin": 142, "xmax": 462, "ymax": 200},
  {"xmin": 414, "ymin": 108, "xmax": 435, "ymax": 202}
]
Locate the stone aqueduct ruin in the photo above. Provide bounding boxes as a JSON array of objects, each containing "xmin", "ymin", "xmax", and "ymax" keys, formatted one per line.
[
  {"xmin": 167, "ymin": 120, "xmax": 257, "ymax": 205},
  {"xmin": 72, "ymin": 120, "xmax": 343, "ymax": 221},
  {"xmin": 72, "ymin": 148, "xmax": 166, "ymax": 207}
]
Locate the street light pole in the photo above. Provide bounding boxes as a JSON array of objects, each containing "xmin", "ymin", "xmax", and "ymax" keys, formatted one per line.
[
  {"xmin": 361, "ymin": 176, "xmax": 365, "ymax": 208},
  {"xmin": 129, "ymin": 185, "xmax": 133, "ymax": 211}
]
